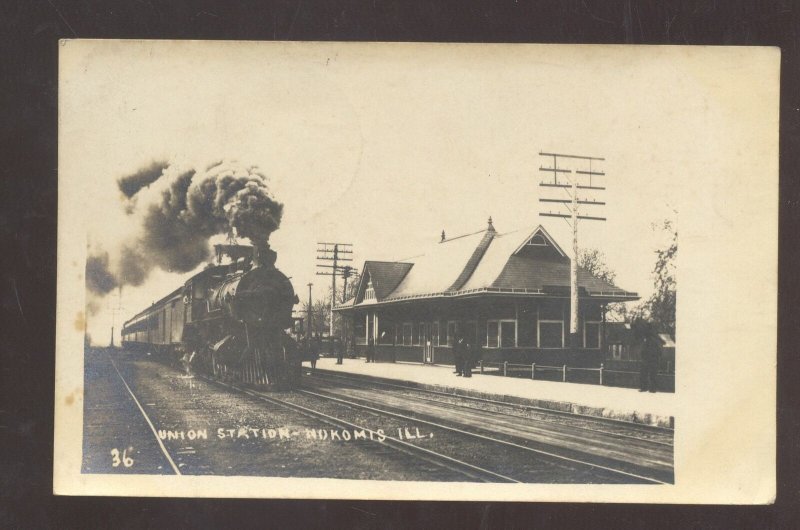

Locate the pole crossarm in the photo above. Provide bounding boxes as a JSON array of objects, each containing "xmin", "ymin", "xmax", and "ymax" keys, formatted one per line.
[
  {"xmin": 539, "ymin": 198, "xmax": 606, "ymax": 206},
  {"xmin": 539, "ymin": 182, "xmax": 606, "ymax": 190},
  {"xmin": 316, "ymin": 241, "xmax": 355, "ymax": 341},
  {"xmin": 540, "ymin": 212, "xmax": 607, "ymax": 221},
  {"xmin": 537, "ymin": 151, "xmax": 607, "ymax": 343},
  {"xmin": 539, "ymin": 151, "xmax": 605, "ymax": 161}
]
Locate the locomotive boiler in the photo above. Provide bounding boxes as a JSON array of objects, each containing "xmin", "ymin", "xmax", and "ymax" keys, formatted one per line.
[{"xmin": 121, "ymin": 243, "xmax": 303, "ymax": 389}]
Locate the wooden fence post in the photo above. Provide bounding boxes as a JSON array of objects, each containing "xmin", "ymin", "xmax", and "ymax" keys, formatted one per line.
[
  {"xmin": 531, "ymin": 363, "xmax": 536, "ymax": 380},
  {"xmin": 479, "ymin": 360, "xmax": 484, "ymax": 374},
  {"xmin": 562, "ymin": 364, "xmax": 567, "ymax": 382},
  {"xmin": 599, "ymin": 363, "xmax": 604, "ymax": 386},
  {"xmin": 503, "ymin": 361, "xmax": 508, "ymax": 377}
]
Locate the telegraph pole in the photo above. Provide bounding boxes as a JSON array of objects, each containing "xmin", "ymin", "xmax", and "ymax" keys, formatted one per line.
[
  {"xmin": 538, "ymin": 152, "xmax": 606, "ymax": 351},
  {"xmin": 340, "ymin": 265, "xmax": 354, "ymax": 358},
  {"xmin": 316, "ymin": 242, "xmax": 353, "ymax": 350},
  {"xmin": 108, "ymin": 287, "xmax": 125, "ymax": 349},
  {"xmin": 306, "ymin": 282, "xmax": 313, "ymax": 343}
]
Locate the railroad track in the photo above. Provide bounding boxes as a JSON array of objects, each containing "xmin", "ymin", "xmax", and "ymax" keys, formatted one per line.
[
  {"xmin": 205, "ymin": 374, "xmax": 670, "ymax": 484},
  {"xmin": 297, "ymin": 384, "xmax": 671, "ymax": 484},
  {"xmin": 107, "ymin": 350, "xmax": 671, "ymax": 483},
  {"xmin": 309, "ymin": 369, "xmax": 674, "ymax": 436},
  {"xmin": 205, "ymin": 377, "xmax": 520, "ymax": 483}
]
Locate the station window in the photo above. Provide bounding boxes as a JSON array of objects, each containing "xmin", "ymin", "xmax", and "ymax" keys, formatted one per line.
[
  {"xmin": 354, "ymin": 322, "xmax": 366, "ymax": 345},
  {"xmin": 378, "ymin": 319, "xmax": 394, "ymax": 345},
  {"xmin": 487, "ymin": 321, "xmax": 499, "ymax": 348},
  {"xmin": 402, "ymin": 323, "xmax": 413, "ymax": 346},
  {"xmin": 487, "ymin": 320, "xmax": 517, "ymax": 348},
  {"xmin": 529, "ymin": 233, "xmax": 548, "ymax": 246},
  {"xmin": 431, "ymin": 321, "xmax": 440, "ymax": 346},
  {"xmin": 417, "ymin": 322, "xmax": 427, "ymax": 345},
  {"xmin": 446, "ymin": 321, "xmax": 458, "ymax": 346},
  {"xmin": 462, "ymin": 320, "xmax": 478, "ymax": 347},
  {"xmin": 584, "ymin": 321, "xmax": 601, "ymax": 349},
  {"xmin": 539, "ymin": 321, "xmax": 564, "ymax": 349}
]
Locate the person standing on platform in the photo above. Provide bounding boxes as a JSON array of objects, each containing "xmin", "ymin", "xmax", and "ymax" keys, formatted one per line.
[
  {"xmin": 453, "ymin": 332, "xmax": 465, "ymax": 376},
  {"xmin": 638, "ymin": 321, "xmax": 661, "ymax": 393},
  {"xmin": 366, "ymin": 334, "xmax": 375, "ymax": 363},
  {"xmin": 335, "ymin": 336, "xmax": 344, "ymax": 365},
  {"xmin": 310, "ymin": 335, "xmax": 320, "ymax": 372},
  {"xmin": 462, "ymin": 336, "xmax": 473, "ymax": 378}
]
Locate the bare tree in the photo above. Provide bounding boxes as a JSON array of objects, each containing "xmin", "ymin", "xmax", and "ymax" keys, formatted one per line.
[
  {"xmin": 642, "ymin": 219, "xmax": 677, "ymax": 336},
  {"xmin": 578, "ymin": 248, "xmax": 629, "ymax": 321}
]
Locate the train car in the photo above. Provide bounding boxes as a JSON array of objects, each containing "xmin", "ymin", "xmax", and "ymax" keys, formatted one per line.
[{"xmin": 121, "ymin": 243, "xmax": 303, "ymax": 389}]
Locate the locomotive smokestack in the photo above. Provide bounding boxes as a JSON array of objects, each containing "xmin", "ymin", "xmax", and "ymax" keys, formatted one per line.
[{"xmin": 252, "ymin": 243, "xmax": 276, "ymax": 269}]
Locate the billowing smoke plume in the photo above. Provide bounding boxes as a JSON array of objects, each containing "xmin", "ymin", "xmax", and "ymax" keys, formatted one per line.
[
  {"xmin": 86, "ymin": 160, "xmax": 283, "ymax": 296},
  {"xmin": 118, "ymin": 160, "xmax": 170, "ymax": 199}
]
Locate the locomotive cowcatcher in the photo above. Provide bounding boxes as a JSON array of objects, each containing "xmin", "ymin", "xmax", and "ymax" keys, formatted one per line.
[{"xmin": 121, "ymin": 243, "xmax": 304, "ymax": 389}]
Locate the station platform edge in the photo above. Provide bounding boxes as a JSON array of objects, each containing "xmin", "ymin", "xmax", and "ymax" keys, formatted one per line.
[{"xmin": 310, "ymin": 357, "xmax": 674, "ymax": 429}]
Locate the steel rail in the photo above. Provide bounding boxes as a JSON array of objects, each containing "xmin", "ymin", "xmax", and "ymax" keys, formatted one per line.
[
  {"xmin": 203, "ymin": 377, "xmax": 520, "ymax": 483},
  {"xmin": 307, "ymin": 373, "xmax": 674, "ymax": 449},
  {"xmin": 108, "ymin": 354, "xmax": 182, "ymax": 475},
  {"xmin": 298, "ymin": 387, "xmax": 669, "ymax": 485},
  {"xmin": 310, "ymin": 370, "xmax": 674, "ymax": 433}
]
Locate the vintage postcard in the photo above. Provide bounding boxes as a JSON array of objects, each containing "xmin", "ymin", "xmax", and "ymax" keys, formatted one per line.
[{"xmin": 54, "ymin": 41, "xmax": 778, "ymax": 502}]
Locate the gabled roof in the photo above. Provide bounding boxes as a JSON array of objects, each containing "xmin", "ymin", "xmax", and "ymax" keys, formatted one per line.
[
  {"xmin": 358, "ymin": 261, "xmax": 414, "ymax": 301},
  {"xmin": 388, "ymin": 229, "xmax": 490, "ymax": 299},
  {"xmin": 338, "ymin": 222, "xmax": 637, "ymax": 310}
]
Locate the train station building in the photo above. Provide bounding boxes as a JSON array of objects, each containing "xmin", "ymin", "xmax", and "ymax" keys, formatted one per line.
[{"xmin": 335, "ymin": 218, "xmax": 638, "ymax": 367}]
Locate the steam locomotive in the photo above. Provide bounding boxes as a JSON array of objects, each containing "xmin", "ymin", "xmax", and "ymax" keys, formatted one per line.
[{"xmin": 121, "ymin": 243, "xmax": 303, "ymax": 389}]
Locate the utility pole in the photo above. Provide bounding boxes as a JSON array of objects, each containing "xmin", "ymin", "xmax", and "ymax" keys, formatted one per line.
[
  {"xmin": 306, "ymin": 282, "xmax": 313, "ymax": 344},
  {"xmin": 316, "ymin": 242, "xmax": 353, "ymax": 350},
  {"xmin": 340, "ymin": 265, "xmax": 354, "ymax": 357},
  {"xmin": 538, "ymin": 151, "xmax": 606, "ymax": 351},
  {"xmin": 108, "ymin": 287, "xmax": 125, "ymax": 349}
]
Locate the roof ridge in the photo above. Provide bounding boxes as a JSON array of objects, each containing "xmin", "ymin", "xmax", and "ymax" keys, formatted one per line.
[
  {"xmin": 440, "ymin": 228, "xmax": 487, "ymax": 243},
  {"xmin": 446, "ymin": 229, "xmax": 496, "ymax": 291}
]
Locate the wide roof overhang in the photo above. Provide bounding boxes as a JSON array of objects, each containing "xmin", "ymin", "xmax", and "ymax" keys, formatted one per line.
[{"xmin": 333, "ymin": 286, "xmax": 638, "ymax": 313}]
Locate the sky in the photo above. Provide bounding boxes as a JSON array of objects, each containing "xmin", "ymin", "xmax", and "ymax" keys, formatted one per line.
[{"xmin": 59, "ymin": 41, "xmax": 766, "ymax": 345}]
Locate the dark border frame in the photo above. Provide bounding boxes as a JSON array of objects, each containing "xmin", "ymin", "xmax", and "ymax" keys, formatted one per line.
[{"xmin": 2, "ymin": 1, "xmax": 797, "ymax": 527}]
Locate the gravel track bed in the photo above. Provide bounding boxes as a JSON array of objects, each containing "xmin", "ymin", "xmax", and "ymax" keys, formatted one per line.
[
  {"xmin": 118, "ymin": 357, "xmax": 469, "ymax": 480},
  {"xmin": 274, "ymin": 389, "xmax": 648, "ymax": 484},
  {"xmin": 308, "ymin": 373, "xmax": 673, "ymax": 445}
]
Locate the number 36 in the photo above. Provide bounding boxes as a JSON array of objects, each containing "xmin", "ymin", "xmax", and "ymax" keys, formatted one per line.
[{"xmin": 110, "ymin": 447, "xmax": 134, "ymax": 468}]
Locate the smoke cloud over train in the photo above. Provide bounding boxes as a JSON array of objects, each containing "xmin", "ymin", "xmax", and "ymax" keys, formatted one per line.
[{"xmin": 86, "ymin": 160, "xmax": 283, "ymax": 300}]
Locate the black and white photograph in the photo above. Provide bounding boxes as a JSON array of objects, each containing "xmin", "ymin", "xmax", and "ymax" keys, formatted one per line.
[{"xmin": 53, "ymin": 41, "xmax": 778, "ymax": 502}]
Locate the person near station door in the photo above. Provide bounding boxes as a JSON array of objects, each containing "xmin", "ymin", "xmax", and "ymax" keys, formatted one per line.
[
  {"xmin": 366, "ymin": 333, "xmax": 376, "ymax": 363},
  {"xmin": 638, "ymin": 320, "xmax": 661, "ymax": 393},
  {"xmin": 462, "ymin": 335, "xmax": 473, "ymax": 378},
  {"xmin": 453, "ymin": 332, "xmax": 466, "ymax": 376}
]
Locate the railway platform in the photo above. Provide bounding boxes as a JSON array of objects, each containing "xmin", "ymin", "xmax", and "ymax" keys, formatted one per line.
[{"xmin": 311, "ymin": 358, "xmax": 674, "ymax": 428}]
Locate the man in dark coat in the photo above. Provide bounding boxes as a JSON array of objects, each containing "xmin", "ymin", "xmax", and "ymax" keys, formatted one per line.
[
  {"xmin": 366, "ymin": 334, "xmax": 375, "ymax": 363},
  {"xmin": 638, "ymin": 321, "xmax": 661, "ymax": 393},
  {"xmin": 335, "ymin": 336, "xmax": 344, "ymax": 365},
  {"xmin": 462, "ymin": 336, "xmax": 473, "ymax": 378},
  {"xmin": 453, "ymin": 332, "xmax": 465, "ymax": 376}
]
